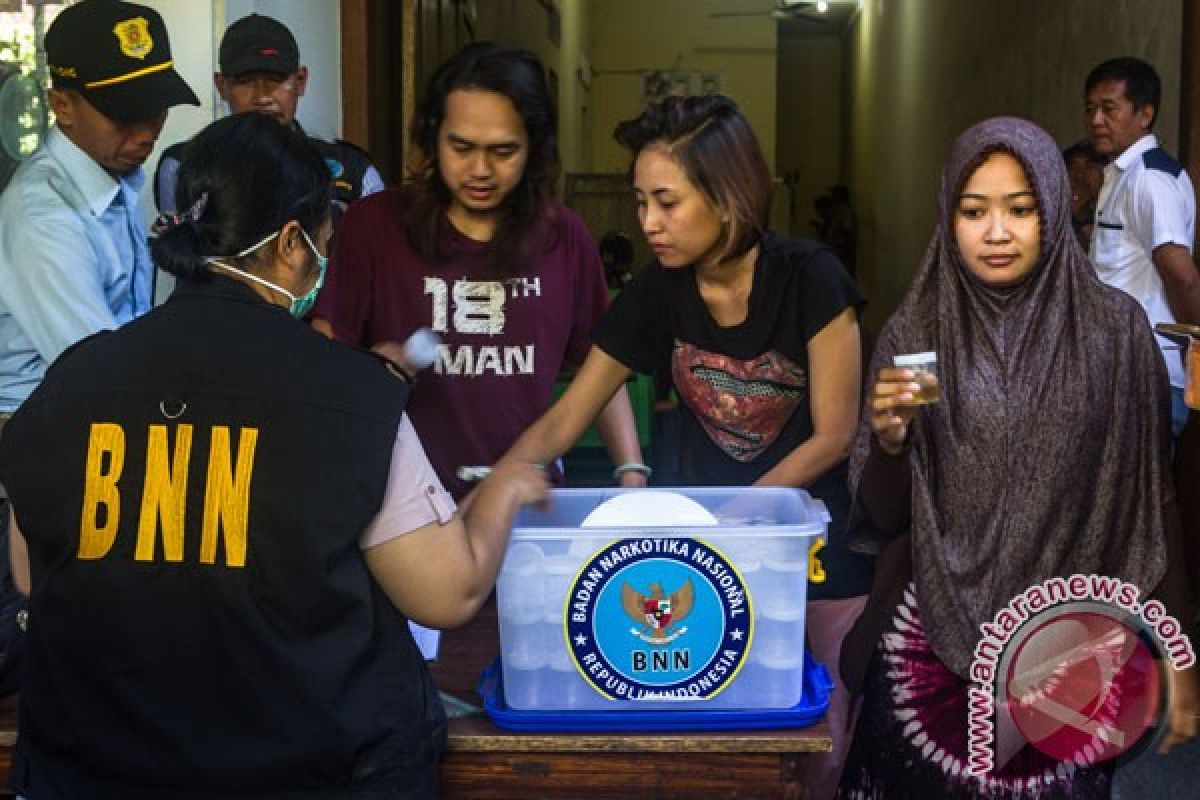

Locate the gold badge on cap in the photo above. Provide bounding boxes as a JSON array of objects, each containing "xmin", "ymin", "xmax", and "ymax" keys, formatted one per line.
[{"xmin": 113, "ymin": 17, "xmax": 154, "ymax": 60}]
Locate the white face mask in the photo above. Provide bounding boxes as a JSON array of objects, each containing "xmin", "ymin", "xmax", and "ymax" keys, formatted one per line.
[{"xmin": 206, "ymin": 228, "xmax": 327, "ymax": 318}]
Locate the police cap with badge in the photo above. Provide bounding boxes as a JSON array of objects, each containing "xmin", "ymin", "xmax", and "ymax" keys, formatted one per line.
[{"xmin": 46, "ymin": 0, "xmax": 199, "ymax": 122}]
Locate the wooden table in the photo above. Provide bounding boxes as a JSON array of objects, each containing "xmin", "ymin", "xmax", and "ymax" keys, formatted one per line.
[
  {"xmin": 0, "ymin": 598, "xmax": 832, "ymax": 799},
  {"xmin": 441, "ymin": 715, "xmax": 831, "ymax": 799},
  {"xmin": 433, "ymin": 597, "xmax": 833, "ymax": 799}
]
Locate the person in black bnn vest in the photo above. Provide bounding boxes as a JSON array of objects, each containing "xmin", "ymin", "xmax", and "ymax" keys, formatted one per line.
[{"xmin": 0, "ymin": 112, "xmax": 547, "ymax": 800}]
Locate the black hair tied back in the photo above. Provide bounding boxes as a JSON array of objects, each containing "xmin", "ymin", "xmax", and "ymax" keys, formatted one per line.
[
  {"xmin": 150, "ymin": 112, "xmax": 333, "ymax": 283},
  {"xmin": 151, "ymin": 192, "xmax": 210, "ymax": 280}
]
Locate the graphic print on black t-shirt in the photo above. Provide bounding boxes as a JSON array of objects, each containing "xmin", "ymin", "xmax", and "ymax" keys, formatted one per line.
[{"xmin": 671, "ymin": 340, "xmax": 807, "ymax": 462}]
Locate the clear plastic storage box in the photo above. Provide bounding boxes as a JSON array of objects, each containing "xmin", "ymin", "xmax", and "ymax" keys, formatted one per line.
[{"xmin": 495, "ymin": 487, "xmax": 828, "ymax": 712}]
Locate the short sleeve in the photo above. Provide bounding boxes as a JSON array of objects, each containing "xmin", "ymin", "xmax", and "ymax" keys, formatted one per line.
[
  {"xmin": 1133, "ymin": 170, "xmax": 1194, "ymax": 254},
  {"xmin": 797, "ymin": 249, "xmax": 865, "ymax": 343},
  {"xmin": 360, "ymin": 414, "xmax": 457, "ymax": 549},
  {"xmin": 592, "ymin": 265, "xmax": 674, "ymax": 374}
]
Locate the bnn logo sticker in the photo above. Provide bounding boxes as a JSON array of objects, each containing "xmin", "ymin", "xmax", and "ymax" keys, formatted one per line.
[{"xmin": 565, "ymin": 537, "xmax": 752, "ymax": 701}]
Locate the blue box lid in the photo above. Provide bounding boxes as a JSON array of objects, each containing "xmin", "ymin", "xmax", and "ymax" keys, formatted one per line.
[{"xmin": 477, "ymin": 652, "xmax": 833, "ymax": 733}]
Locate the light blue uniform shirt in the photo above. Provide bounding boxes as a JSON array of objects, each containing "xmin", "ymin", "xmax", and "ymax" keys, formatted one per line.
[{"xmin": 0, "ymin": 127, "xmax": 153, "ymax": 411}]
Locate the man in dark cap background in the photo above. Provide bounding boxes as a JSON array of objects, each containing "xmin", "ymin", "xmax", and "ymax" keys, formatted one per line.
[{"xmin": 155, "ymin": 13, "xmax": 382, "ymax": 220}]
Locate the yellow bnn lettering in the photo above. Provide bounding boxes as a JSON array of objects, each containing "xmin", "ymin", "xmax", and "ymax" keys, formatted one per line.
[
  {"xmin": 79, "ymin": 423, "xmax": 125, "ymax": 560},
  {"xmin": 135, "ymin": 424, "xmax": 193, "ymax": 562},
  {"xmin": 201, "ymin": 427, "xmax": 258, "ymax": 568},
  {"xmin": 808, "ymin": 538, "xmax": 827, "ymax": 584}
]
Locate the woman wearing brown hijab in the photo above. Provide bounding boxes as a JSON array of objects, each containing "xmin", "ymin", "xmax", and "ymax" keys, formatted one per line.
[{"xmin": 836, "ymin": 117, "xmax": 1198, "ymax": 798}]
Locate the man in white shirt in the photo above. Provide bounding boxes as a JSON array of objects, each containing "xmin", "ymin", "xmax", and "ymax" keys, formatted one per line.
[
  {"xmin": 0, "ymin": 0, "xmax": 199, "ymax": 418},
  {"xmin": 1085, "ymin": 57, "xmax": 1199, "ymax": 435}
]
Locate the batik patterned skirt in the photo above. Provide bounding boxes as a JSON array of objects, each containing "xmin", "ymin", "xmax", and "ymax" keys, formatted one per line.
[{"xmin": 836, "ymin": 583, "xmax": 1113, "ymax": 799}]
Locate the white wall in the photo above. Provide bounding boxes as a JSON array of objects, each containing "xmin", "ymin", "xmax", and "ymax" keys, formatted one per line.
[
  {"xmin": 150, "ymin": 2, "xmax": 216, "ymax": 158},
  {"xmin": 587, "ymin": 0, "xmax": 778, "ymax": 173},
  {"xmin": 142, "ymin": 1, "xmax": 217, "ymax": 301}
]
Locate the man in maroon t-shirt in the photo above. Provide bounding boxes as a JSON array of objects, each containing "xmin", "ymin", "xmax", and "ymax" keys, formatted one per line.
[{"xmin": 313, "ymin": 43, "xmax": 646, "ymax": 501}]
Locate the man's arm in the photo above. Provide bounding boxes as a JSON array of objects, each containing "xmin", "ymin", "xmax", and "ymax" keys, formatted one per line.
[
  {"xmin": 504, "ymin": 347, "xmax": 633, "ymax": 469},
  {"xmin": 1133, "ymin": 170, "xmax": 1200, "ymax": 324},
  {"xmin": 1153, "ymin": 243, "xmax": 1200, "ymax": 325}
]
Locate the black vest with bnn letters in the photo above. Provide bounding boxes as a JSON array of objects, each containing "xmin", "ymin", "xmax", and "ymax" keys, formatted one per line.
[{"xmin": 0, "ymin": 276, "xmax": 445, "ymax": 800}]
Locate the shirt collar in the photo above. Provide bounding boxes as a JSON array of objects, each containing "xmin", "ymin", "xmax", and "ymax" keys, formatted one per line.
[
  {"xmin": 1113, "ymin": 133, "xmax": 1159, "ymax": 172},
  {"xmin": 45, "ymin": 126, "xmax": 145, "ymax": 218}
]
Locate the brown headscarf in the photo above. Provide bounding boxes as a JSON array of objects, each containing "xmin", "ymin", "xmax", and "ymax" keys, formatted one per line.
[{"xmin": 849, "ymin": 117, "xmax": 1171, "ymax": 678}]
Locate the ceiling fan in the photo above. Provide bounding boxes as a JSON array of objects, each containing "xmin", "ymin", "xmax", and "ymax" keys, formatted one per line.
[{"xmin": 709, "ymin": 1, "xmax": 831, "ymax": 23}]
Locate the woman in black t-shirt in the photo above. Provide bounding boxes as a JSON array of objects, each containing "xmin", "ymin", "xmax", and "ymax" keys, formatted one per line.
[{"xmin": 501, "ymin": 93, "xmax": 869, "ymax": 799}]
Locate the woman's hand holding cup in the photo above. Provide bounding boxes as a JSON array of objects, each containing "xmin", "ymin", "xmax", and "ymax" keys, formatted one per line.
[{"xmin": 870, "ymin": 367, "xmax": 931, "ymax": 456}]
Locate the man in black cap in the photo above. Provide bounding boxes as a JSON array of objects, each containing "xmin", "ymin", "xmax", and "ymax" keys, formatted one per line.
[
  {"xmin": 155, "ymin": 13, "xmax": 382, "ymax": 219},
  {"xmin": 0, "ymin": 0, "xmax": 198, "ymax": 419}
]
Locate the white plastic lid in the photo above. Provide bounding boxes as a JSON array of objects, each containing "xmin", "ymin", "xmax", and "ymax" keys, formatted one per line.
[
  {"xmin": 893, "ymin": 351, "xmax": 937, "ymax": 366},
  {"xmin": 580, "ymin": 491, "xmax": 718, "ymax": 528}
]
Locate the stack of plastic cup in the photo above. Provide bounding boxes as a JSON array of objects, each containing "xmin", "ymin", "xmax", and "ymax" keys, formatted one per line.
[{"xmin": 497, "ymin": 542, "xmax": 546, "ymax": 708}]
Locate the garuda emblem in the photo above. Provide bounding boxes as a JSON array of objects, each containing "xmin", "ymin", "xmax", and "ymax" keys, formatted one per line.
[
  {"xmin": 113, "ymin": 17, "xmax": 153, "ymax": 60},
  {"xmin": 622, "ymin": 579, "xmax": 694, "ymax": 645}
]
